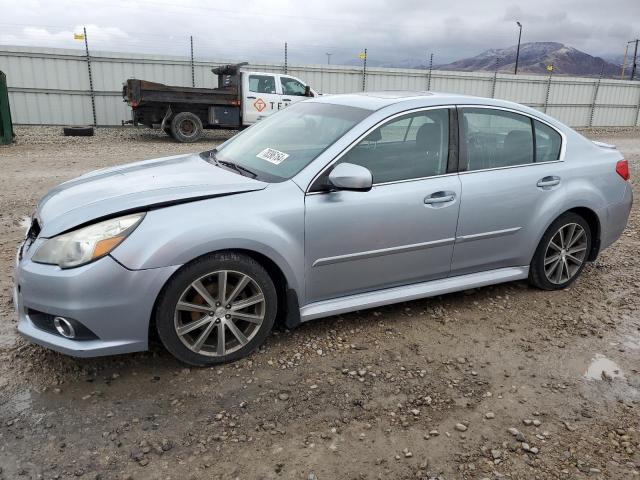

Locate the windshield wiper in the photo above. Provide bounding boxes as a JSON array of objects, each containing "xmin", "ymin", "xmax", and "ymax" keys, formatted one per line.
[
  {"xmin": 218, "ymin": 160, "xmax": 258, "ymax": 179},
  {"xmin": 206, "ymin": 149, "xmax": 258, "ymax": 179},
  {"xmin": 206, "ymin": 149, "xmax": 221, "ymax": 167}
]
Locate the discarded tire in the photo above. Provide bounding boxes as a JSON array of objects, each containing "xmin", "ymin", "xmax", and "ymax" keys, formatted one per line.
[{"xmin": 63, "ymin": 126, "xmax": 94, "ymax": 137}]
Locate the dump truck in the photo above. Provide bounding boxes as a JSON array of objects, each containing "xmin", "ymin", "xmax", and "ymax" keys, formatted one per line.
[{"xmin": 122, "ymin": 63, "xmax": 317, "ymax": 143}]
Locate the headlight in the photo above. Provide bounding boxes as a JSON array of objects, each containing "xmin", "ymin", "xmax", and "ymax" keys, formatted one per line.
[{"xmin": 32, "ymin": 213, "xmax": 145, "ymax": 268}]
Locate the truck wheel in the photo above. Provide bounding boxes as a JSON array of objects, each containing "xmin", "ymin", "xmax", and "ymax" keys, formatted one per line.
[{"xmin": 170, "ymin": 112, "xmax": 203, "ymax": 143}]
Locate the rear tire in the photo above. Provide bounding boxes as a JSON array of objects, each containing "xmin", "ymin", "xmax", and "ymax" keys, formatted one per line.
[
  {"xmin": 155, "ymin": 252, "xmax": 277, "ymax": 366},
  {"xmin": 170, "ymin": 112, "xmax": 203, "ymax": 143},
  {"xmin": 529, "ymin": 212, "xmax": 591, "ymax": 290}
]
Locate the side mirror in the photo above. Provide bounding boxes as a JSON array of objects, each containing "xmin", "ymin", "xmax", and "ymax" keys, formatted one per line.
[
  {"xmin": 304, "ymin": 85, "xmax": 313, "ymax": 97},
  {"xmin": 328, "ymin": 163, "xmax": 372, "ymax": 192}
]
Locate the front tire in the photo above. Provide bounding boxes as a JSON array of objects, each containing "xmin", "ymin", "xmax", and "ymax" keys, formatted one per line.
[
  {"xmin": 155, "ymin": 252, "xmax": 277, "ymax": 366},
  {"xmin": 529, "ymin": 212, "xmax": 591, "ymax": 290}
]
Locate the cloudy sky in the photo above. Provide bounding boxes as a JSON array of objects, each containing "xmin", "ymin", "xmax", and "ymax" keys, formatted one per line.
[{"xmin": 0, "ymin": 0, "xmax": 637, "ymax": 65}]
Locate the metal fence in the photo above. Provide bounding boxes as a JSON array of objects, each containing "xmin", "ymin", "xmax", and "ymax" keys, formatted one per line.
[{"xmin": 1, "ymin": 45, "xmax": 640, "ymax": 128}]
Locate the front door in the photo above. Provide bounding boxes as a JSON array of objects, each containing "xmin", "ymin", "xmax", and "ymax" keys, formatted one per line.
[
  {"xmin": 304, "ymin": 107, "xmax": 461, "ymax": 303},
  {"xmin": 278, "ymin": 75, "xmax": 311, "ymax": 109},
  {"xmin": 450, "ymin": 107, "xmax": 565, "ymax": 275}
]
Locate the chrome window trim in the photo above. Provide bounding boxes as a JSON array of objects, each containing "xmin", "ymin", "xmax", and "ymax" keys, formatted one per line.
[
  {"xmin": 305, "ymin": 105, "xmax": 455, "ymax": 194},
  {"xmin": 305, "ymin": 103, "xmax": 567, "ymax": 194},
  {"xmin": 458, "ymin": 159, "xmax": 563, "ymax": 175},
  {"xmin": 456, "ymin": 104, "xmax": 567, "ymax": 172}
]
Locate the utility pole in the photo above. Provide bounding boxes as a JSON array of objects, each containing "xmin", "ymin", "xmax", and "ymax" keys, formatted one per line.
[
  {"xmin": 631, "ymin": 38, "xmax": 639, "ymax": 81},
  {"xmin": 325, "ymin": 52, "xmax": 332, "ymax": 65},
  {"xmin": 190, "ymin": 36, "xmax": 195, "ymax": 87},
  {"xmin": 83, "ymin": 27, "xmax": 97, "ymax": 127},
  {"xmin": 514, "ymin": 21, "xmax": 523, "ymax": 75}
]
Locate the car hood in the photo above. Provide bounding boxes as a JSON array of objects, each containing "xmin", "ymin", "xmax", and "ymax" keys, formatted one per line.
[{"xmin": 36, "ymin": 153, "xmax": 267, "ymax": 237}]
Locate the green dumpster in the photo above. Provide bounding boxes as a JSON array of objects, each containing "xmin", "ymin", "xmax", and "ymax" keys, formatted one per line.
[{"xmin": 0, "ymin": 71, "xmax": 14, "ymax": 145}]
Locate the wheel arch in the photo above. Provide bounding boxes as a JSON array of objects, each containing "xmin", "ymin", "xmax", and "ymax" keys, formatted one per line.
[
  {"xmin": 535, "ymin": 205, "xmax": 602, "ymax": 263},
  {"xmin": 566, "ymin": 206, "xmax": 601, "ymax": 261},
  {"xmin": 148, "ymin": 247, "xmax": 301, "ymax": 343}
]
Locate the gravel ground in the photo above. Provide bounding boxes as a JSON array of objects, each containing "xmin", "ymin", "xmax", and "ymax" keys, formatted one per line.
[{"xmin": 0, "ymin": 125, "xmax": 639, "ymax": 480}]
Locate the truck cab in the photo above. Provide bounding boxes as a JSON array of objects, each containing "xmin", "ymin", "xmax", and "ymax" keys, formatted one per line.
[{"xmin": 242, "ymin": 71, "xmax": 317, "ymax": 124}]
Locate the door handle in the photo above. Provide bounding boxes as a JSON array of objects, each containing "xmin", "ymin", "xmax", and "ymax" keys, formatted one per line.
[
  {"xmin": 424, "ymin": 191, "xmax": 456, "ymax": 205},
  {"xmin": 537, "ymin": 176, "xmax": 561, "ymax": 188},
  {"xmin": 283, "ymin": 98, "xmax": 292, "ymax": 101},
  {"xmin": 247, "ymin": 96, "xmax": 256, "ymax": 99}
]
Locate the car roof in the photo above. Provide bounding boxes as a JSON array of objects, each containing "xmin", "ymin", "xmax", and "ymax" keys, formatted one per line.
[{"xmin": 310, "ymin": 91, "xmax": 528, "ymax": 113}]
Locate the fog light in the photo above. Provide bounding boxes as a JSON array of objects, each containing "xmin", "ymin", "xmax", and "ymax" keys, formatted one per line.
[{"xmin": 53, "ymin": 316, "xmax": 76, "ymax": 339}]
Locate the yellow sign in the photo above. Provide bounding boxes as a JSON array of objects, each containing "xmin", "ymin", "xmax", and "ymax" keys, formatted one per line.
[
  {"xmin": 546, "ymin": 64, "xmax": 553, "ymax": 71},
  {"xmin": 359, "ymin": 52, "xmax": 366, "ymax": 60},
  {"xmin": 74, "ymin": 33, "xmax": 85, "ymax": 41}
]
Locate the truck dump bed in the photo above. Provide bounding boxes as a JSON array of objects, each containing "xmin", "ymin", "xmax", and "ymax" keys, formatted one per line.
[
  {"xmin": 123, "ymin": 80, "xmax": 238, "ymax": 107},
  {"xmin": 122, "ymin": 64, "xmax": 245, "ymax": 131}
]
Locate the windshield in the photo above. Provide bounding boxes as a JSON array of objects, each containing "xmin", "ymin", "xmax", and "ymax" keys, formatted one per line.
[{"xmin": 207, "ymin": 102, "xmax": 370, "ymax": 182}]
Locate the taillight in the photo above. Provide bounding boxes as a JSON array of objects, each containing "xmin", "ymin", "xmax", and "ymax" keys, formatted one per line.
[{"xmin": 616, "ymin": 159, "xmax": 630, "ymax": 181}]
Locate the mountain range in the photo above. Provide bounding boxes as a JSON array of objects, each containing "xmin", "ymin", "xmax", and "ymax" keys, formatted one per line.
[
  {"xmin": 439, "ymin": 42, "xmax": 621, "ymax": 77},
  {"xmin": 345, "ymin": 42, "xmax": 629, "ymax": 78}
]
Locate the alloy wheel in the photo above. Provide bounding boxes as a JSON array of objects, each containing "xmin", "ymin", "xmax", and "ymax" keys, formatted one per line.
[
  {"xmin": 543, "ymin": 223, "xmax": 587, "ymax": 284},
  {"xmin": 174, "ymin": 270, "xmax": 266, "ymax": 357}
]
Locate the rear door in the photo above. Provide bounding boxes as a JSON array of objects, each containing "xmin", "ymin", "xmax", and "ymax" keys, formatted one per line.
[
  {"xmin": 450, "ymin": 106, "xmax": 565, "ymax": 275},
  {"xmin": 243, "ymin": 73, "xmax": 282, "ymax": 124}
]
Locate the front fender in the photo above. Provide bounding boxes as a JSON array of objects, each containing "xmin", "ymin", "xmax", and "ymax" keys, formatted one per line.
[{"xmin": 111, "ymin": 183, "xmax": 305, "ymax": 300}]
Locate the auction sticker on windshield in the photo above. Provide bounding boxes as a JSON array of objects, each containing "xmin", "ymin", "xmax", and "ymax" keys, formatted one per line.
[{"xmin": 257, "ymin": 147, "xmax": 290, "ymax": 165}]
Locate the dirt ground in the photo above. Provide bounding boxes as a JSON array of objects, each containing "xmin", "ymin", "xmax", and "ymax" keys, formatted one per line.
[{"xmin": 0, "ymin": 125, "xmax": 639, "ymax": 480}]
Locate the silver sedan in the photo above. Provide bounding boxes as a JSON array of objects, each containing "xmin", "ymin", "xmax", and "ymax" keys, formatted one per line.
[{"xmin": 15, "ymin": 92, "xmax": 632, "ymax": 365}]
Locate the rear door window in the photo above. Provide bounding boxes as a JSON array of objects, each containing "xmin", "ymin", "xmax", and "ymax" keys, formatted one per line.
[
  {"xmin": 248, "ymin": 75, "xmax": 277, "ymax": 94},
  {"xmin": 461, "ymin": 108, "xmax": 534, "ymax": 171}
]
